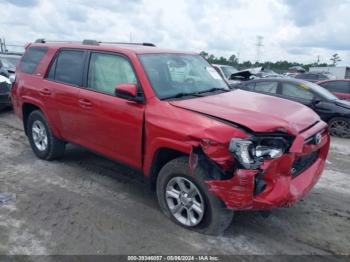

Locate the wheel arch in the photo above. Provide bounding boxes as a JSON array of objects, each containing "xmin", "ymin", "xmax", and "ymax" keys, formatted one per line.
[
  {"xmin": 22, "ymin": 101, "xmax": 62, "ymax": 139},
  {"xmin": 147, "ymin": 147, "xmax": 188, "ymax": 191}
]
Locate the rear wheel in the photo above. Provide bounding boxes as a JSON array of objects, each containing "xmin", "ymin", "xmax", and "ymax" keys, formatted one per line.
[
  {"xmin": 329, "ymin": 117, "xmax": 350, "ymax": 138},
  {"xmin": 156, "ymin": 157, "xmax": 233, "ymax": 235},
  {"xmin": 27, "ymin": 110, "xmax": 65, "ymax": 160}
]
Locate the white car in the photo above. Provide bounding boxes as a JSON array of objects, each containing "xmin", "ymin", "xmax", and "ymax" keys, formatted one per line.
[{"xmin": 212, "ymin": 64, "xmax": 240, "ymax": 85}]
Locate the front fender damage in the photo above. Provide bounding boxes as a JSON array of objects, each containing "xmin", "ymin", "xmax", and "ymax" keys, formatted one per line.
[{"xmin": 188, "ymin": 144, "xmax": 258, "ymax": 209}]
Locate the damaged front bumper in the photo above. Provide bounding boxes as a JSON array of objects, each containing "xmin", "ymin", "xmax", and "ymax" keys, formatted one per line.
[{"xmin": 205, "ymin": 122, "xmax": 330, "ymax": 210}]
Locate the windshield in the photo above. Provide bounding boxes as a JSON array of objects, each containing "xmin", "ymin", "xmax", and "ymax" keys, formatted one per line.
[
  {"xmin": 308, "ymin": 81, "xmax": 339, "ymax": 100},
  {"xmin": 0, "ymin": 56, "xmax": 20, "ymax": 70},
  {"xmin": 221, "ymin": 66, "xmax": 238, "ymax": 79},
  {"xmin": 139, "ymin": 54, "xmax": 229, "ymax": 99}
]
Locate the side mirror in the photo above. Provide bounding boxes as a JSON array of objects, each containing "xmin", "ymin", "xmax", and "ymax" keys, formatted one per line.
[{"xmin": 115, "ymin": 83, "xmax": 144, "ymax": 103}]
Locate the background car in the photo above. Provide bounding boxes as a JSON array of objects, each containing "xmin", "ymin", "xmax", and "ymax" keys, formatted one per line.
[
  {"xmin": 0, "ymin": 74, "xmax": 12, "ymax": 110},
  {"xmin": 235, "ymin": 78, "xmax": 350, "ymax": 138},
  {"xmin": 255, "ymin": 70, "xmax": 283, "ymax": 78},
  {"xmin": 316, "ymin": 79, "xmax": 350, "ymax": 100},
  {"xmin": 294, "ymin": 72, "xmax": 336, "ymax": 83},
  {"xmin": 212, "ymin": 64, "xmax": 239, "ymax": 85},
  {"xmin": 0, "ymin": 53, "xmax": 21, "ymax": 78}
]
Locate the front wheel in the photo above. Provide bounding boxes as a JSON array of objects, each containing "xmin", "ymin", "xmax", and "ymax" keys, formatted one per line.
[
  {"xmin": 156, "ymin": 157, "xmax": 233, "ymax": 235},
  {"xmin": 329, "ymin": 117, "xmax": 350, "ymax": 138}
]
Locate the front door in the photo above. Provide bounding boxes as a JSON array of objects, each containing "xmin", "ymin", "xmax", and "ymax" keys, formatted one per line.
[{"xmin": 76, "ymin": 51, "xmax": 145, "ymax": 169}]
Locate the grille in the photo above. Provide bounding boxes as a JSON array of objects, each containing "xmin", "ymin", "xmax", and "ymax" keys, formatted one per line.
[{"xmin": 291, "ymin": 150, "xmax": 319, "ymax": 178}]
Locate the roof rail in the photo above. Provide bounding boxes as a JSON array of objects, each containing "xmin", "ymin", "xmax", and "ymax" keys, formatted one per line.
[
  {"xmin": 99, "ymin": 41, "xmax": 156, "ymax": 47},
  {"xmin": 82, "ymin": 39, "xmax": 99, "ymax": 45},
  {"xmin": 34, "ymin": 39, "xmax": 156, "ymax": 47},
  {"xmin": 34, "ymin": 39, "xmax": 78, "ymax": 44}
]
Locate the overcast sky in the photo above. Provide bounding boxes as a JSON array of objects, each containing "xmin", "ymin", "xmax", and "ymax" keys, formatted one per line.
[{"xmin": 1, "ymin": 0, "xmax": 349, "ymax": 65}]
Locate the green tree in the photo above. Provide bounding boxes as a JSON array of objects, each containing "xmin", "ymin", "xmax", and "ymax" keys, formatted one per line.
[
  {"xmin": 228, "ymin": 54, "xmax": 238, "ymax": 66},
  {"xmin": 208, "ymin": 54, "xmax": 216, "ymax": 63},
  {"xmin": 199, "ymin": 51, "xmax": 209, "ymax": 59},
  {"xmin": 330, "ymin": 53, "xmax": 341, "ymax": 66}
]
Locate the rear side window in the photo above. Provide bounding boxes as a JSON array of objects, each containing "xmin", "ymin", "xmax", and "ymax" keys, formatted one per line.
[
  {"xmin": 20, "ymin": 47, "xmax": 47, "ymax": 74},
  {"xmin": 254, "ymin": 81, "xmax": 278, "ymax": 94},
  {"xmin": 48, "ymin": 50, "xmax": 85, "ymax": 86},
  {"xmin": 243, "ymin": 82, "xmax": 255, "ymax": 91}
]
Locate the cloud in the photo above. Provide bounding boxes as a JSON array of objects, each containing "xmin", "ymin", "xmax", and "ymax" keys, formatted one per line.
[
  {"xmin": 0, "ymin": 0, "xmax": 349, "ymax": 65},
  {"xmin": 282, "ymin": 0, "xmax": 342, "ymax": 27},
  {"xmin": 0, "ymin": 0, "xmax": 39, "ymax": 7}
]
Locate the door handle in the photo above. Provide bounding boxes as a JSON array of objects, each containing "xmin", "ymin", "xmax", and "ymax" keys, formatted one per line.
[
  {"xmin": 39, "ymin": 88, "xmax": 51, "ymax": 96},
  {"xmin": 79, "ymin": 99, "xmax": 92, "ymax": 108}
]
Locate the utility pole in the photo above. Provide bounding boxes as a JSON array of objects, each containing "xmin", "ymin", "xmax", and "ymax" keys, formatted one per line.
[
  {"xmin": 0, "ymin": 38, "xmax": 4, "ymax": 53},
  {"xmin": 255, "ymin": 35, "xmax": 264, "ymax": 63},
  {"xmin": 0, "ymin": 38, "xmax": 8, "ymax": 53}
]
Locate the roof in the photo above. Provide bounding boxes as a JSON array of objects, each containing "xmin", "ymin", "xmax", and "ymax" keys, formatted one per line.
[{"xmin": 29, "ymin": 42, "xmax": 196, "ymax": 55}]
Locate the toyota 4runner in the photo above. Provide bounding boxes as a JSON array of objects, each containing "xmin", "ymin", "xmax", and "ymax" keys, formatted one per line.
[{"xmin": 11, "ymin": 39, "xmax": 330, "ymax": 235}]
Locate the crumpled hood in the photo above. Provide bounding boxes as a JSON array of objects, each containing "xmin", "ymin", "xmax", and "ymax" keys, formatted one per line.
[{"xmin": 169, "ymin": 89, "xmax": 320, "ymax": 135}]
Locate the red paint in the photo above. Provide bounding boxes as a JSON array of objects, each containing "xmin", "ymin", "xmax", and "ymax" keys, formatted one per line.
[
  {"xmin": 12, "ymin": 42, "xmax": 330, "ymax": 211},
  {"xmin": 207, "ymin": 122, "xmax": 330, "ymax": 210},
  {"xmin": 115, "ymin": 83, "xmax": 138, "ymax": 97}
]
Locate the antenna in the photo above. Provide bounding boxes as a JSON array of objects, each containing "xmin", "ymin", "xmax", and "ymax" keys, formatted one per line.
[{"xmin": 255, "ymin": 35, "xmax": 264, "ymax": 63}]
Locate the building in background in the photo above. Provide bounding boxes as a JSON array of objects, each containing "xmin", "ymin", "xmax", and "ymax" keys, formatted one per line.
[{"xmin": 309, "ymin": 66, "xmax": 350, "ymax": 79}]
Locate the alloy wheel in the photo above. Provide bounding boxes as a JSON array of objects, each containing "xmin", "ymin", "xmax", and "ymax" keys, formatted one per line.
[
  {"xmin": 330, "ymin": 119, "xmax": 350, "ymax": 138},
  {"xmin": 32, "ymin": 120, "xmax": 48, "ymax": 151},
  {"xmin": 165, "ymin": 177, "xmax": 205, "ymax": 227}
]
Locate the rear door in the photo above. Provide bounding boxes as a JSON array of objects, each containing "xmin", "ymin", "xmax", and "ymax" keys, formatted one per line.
[
  {"xmin": 76, "ymin": 51, "xmax": 145, "ymax": 169},
  {"xmin": 43, "ymin": 49, "xmax": 86, "ymax": 142}
]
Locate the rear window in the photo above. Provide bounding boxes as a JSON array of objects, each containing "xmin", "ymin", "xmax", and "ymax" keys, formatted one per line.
[{"xmin": 20, "ymin": 47, "xmax": 47, "ymax": 74}]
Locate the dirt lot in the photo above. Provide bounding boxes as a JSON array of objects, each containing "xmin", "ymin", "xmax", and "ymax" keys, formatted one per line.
[{"xmin": 0, "ymin": 109, "xmax": 349, "ymax": 255}]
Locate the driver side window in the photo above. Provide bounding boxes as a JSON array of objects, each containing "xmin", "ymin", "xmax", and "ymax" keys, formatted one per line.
[{"xmin": 281, "ymin": 83, "xmax": 314, "ymax": 100}]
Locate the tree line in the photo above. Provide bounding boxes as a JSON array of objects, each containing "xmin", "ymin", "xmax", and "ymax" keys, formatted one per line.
[{"xmin": 199, "ymin": 51, "xmax": 342, "ymax": 73}]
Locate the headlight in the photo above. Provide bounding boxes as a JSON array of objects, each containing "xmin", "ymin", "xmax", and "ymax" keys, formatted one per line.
[{"xmin": 229, "ymin": 136, "xmax": 291, "ymax": 169}]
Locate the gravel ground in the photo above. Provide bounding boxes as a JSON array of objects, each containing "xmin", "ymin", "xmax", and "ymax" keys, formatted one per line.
[{"xmin": 0, "ymin": 109, "xmax": 349, "ymax": 255}]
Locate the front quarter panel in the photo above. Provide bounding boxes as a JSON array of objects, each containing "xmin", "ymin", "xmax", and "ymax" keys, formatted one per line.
[{"xmin": 143, "ymin": 98, "xmax": 249, "ymax": 176}]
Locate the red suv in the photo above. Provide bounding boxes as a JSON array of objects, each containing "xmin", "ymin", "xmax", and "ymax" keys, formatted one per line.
[
  {"xmin": 12, "ymin": 39, "xmax": 330, "ymax": 235},
  {"xmin": 317, "ymin": 79, "xmax": 350, "ymax": 100}
]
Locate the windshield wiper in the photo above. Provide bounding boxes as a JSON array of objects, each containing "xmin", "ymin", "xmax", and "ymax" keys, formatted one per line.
[
  {"xmin": 196, "ymin": 87, "xmax": 230, "ymax": 94},
  {"xmin": 163, "ymin": 92, "xmax": 203, "ymax": 100},
  {"xmin": 163, "ymin": 88, "xmax": 230, "ymax": 100}
]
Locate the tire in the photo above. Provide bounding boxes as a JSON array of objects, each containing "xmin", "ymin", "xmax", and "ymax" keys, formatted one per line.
[
  {"xmin": 329, "ymin": 117, "xmax": 350, "ymax": 138},
  {"xmin": 27, "ymin": 110, "xmax": 65, "ymax": 160},
  {"xmin": 156, "ymin": 156, "xmax": 234, "ymax": 235}
]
